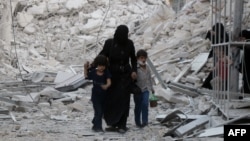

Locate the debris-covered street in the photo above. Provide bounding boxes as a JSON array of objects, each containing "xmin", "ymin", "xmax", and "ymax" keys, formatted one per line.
[{"xmin": 1, "ymin": 0, "xmax": 250, "ymax": 140}]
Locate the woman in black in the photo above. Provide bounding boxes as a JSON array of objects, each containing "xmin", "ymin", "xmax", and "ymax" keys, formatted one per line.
[
  {"xmin": 202, "ymin": 22, "xmax": 229, "ymax": 89},
  {"xmin": 238, "ymin": 30, "xmax": 250, "ymax": 94},
  {"xmin": 99, "ymin": 25, "xmax": 137, "ymax": 133}
]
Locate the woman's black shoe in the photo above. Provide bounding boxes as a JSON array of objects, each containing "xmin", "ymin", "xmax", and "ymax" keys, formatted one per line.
[{"xmin": 105, "ymin": 126, "xmax": 117, "ymax": 132}]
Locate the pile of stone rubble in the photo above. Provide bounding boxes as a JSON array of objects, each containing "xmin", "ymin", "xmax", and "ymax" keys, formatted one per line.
[{"xmin": 1, "ymin": 0, "xmax": 250, "ymax": 140}]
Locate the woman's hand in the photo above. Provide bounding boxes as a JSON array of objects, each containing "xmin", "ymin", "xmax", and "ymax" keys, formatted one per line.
[
  {"xmin": 101, "ymin": 85, "xmax": 109, "ymax": 90},
  {"xmin": 131, "ymin": 71, "xmax": 137, "ymax": 80}
]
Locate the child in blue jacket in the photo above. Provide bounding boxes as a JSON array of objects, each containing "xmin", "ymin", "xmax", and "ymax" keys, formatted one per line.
[{"xmin": 84, "ymin": 55, "xmax": 111, "ymax": 132}]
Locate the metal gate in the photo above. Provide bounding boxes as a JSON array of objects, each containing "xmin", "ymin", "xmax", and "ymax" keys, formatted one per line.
[{"xmin": 209, "ymin": 0, "xmax": 250, "ymax": 119}]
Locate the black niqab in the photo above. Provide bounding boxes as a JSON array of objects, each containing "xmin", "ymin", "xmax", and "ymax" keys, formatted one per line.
[{"xmin": 114, "ymin": 25, "xmax": 129, "ymax": 45}]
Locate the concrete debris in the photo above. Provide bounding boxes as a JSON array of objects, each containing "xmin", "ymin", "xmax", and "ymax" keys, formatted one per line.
[
  {"xmin": 197, "ymin": 126, "xmax": 223, "ymax": 137},
  {"xmin": 174, "ymin": 116, "xmax": 210, "ymax": 137},
  {"xmin": 16, "ymin": 12, "xmax": 34, "ymax": 28},
  {"xmin": 157, "ymin": 88, "xmax": 190, "ymax": 105},
  {"xmin": 50, "ymin": 115, "xmax": 68, "ymax": 121},
  {"xmin": 54, "ymin": 71, "xmax": 75, "ymax": 84},
  {"xmin": 160, "ymin": 110, "xmax": 189, "ymax": 137},
  {"xmin": 190, "ymin": 53, "xmax": 209, "ymax": 74},
  {"xmin": 67, "ymin": 101, "xmax": 84, "ymax": 112},
  {"xmin": 39, "ymin": 87, "xmax": 63, "ymax": 99},
  {"xmin": 12, "ymin": 92, "xmax": 40, "ymax": 103},
  {"xmin": 229, "ymin": 99, "xmax": 250, "ymax": 109},
  {"xmin": 156, "ymin": 113, "xmax": 209, "ymax": 122},
  {"xmin": 0, "ymin": 0, "xmax": 249, "ymax": 140},
  {"xmin": 55, "ymin": 74, "xmax": 88, "ymax": 92}
]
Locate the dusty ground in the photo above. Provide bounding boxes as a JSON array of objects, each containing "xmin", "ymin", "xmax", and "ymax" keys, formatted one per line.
[
  {"xmin": 0, "ymin": 88, "xmax": 170, "ymax": 141},
  {"xmin": 0, "ymin": 83, "xmax": 224, "ymax": 141}
]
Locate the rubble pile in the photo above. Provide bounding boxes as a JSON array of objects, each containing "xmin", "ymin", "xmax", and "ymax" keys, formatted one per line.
[{"xmin": 0, "ymin": 0, "xmax": 250, "ymax": 140}]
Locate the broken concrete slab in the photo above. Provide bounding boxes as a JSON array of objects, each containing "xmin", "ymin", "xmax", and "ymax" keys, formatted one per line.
[
  {"xmin": 191, "ymin": 53, "xmax": 209, "ymax": 74},
  {"xmin": 197, "ymin": 126, "xmax": 223, "ymax": 137},
  {"xmin": 167, "ymin": 84, "xmax": 199, "ymax": 97},
  {"xmin": 147, "ymin": 58, "xmax": 168, "ymax": 89},
  {"xmin": 50, "ymin": 115, "xmax": 68, "ymax": 121},
  {"xmin": 229, "ymin": 99, "xmax": 250, "ymax": 109},
  {"xmin": 186, "ymin": 76, "xmax": 201, "ymax": 84},
  {"xmin": 214, "ymin": 113, "xmax": 250, "ymax": 127},
  {"xmin": 54, "ymin": 71, "xmax": 75, "ymax": 84},
  {"xmin": 157, "ymin": 88, "xmax": 189, "ymax": 104},
  {"xmin": 39, "ymin": 87, "xmax": 63, "ymax": 99},
  {"xmin": 162, "ymin": 110, "xmax": 189, "ymax": 137},
  {"xmin": 159, "ymin": 110, "xmax": 187, "ymax": 124},
  {"xmin": 54, "ymin": 96, "xmax": 76, "ymax": 102},
  {"xmin": 173, "ymin": 64, "xmax": 191, "ymax": 83},
  {"xmin": 68, "ymin": 101, "xmax": 84, "ymax": 112},
  {"xmin": 0, "ymin": 90, "xmax": 26, "ymax": 97},
  {"xmin": 12, "ymin": 92, "xmax": 40, "ymax": 103},
  {"xmin": 55, "ymin": 74, "xmax": 88, "ymax": 92},
  {"xmin": 38, "ymin": 102, "xmax": 50, "ymax": 108},
  {"xmin": 174, "ymin": 116, "xmax": 210, "ymax": 137},
  {"xmin": 16, "ymin": 12, "xmax": 34, "ymax": 27},
  {"xmin": 31, "ymin": 72, "xmax": 46, "ymax": 83},
  {"xmin": 0, "ymin": 97, "xmax": 34, "ymax": 107}
]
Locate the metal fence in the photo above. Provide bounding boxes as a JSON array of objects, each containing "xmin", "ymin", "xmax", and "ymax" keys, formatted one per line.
[{"xmin": 209, "ymin": 0, "xmax": 250, "ymax": 119}]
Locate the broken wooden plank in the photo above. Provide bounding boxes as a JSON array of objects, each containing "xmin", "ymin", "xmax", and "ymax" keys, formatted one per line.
[{"xmin": 174, "ymin": 117, "xmax": 210, "ymax": 137}]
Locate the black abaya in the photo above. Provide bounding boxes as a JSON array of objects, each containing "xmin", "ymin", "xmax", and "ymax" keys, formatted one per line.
[{"xmin": 99, "ymin": 38, "xmax": 137, "ymax": 128}]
